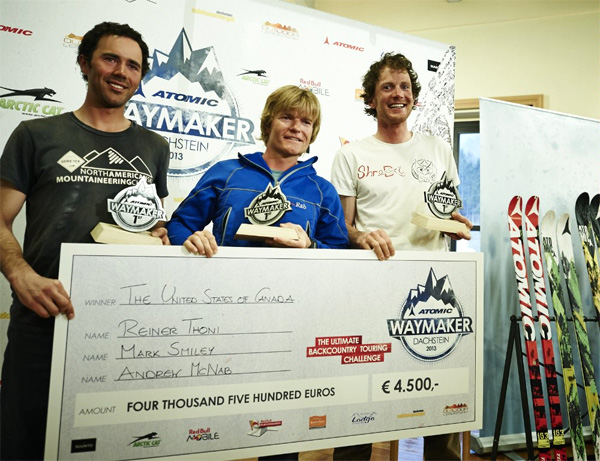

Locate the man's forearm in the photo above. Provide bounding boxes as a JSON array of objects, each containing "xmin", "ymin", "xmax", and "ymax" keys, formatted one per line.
[
  {"xmin": 345, "ymin": 222, "xmax": 365, "ymax": 248},
  {"xmin": 0, "ymin": 224, "xmax": 33, "ymax": 284}
]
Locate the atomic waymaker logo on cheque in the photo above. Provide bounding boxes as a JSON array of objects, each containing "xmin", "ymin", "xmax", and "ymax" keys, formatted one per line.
[
  {"xmin": 125, "ymin": 29, "xmax": 255, "ymax": 177},
  {"xmin": 387, "ymin": 269, "xmax": 473, "ymax": 361}
]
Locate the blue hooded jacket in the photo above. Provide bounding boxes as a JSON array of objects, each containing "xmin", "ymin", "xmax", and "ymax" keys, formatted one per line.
[{"xmin": 167, "ymin": 152, "xmax": 349, "ymax": 249}]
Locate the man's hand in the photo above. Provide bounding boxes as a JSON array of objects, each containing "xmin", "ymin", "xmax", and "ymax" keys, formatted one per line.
[
  {"xmin": 268, "ymin": 223, "xmax": 311, "ymax": 248},
  {"xmin": 339, "ymin": 195, "xmax": 395, "ymax": 260},
  {"xmin": 9, "ymin": 267, "xmax": 74, "ymax": 320},
  {"xmin": 183, "ymin": 230, "xmax": 219, "ymax": 257},
  {"xmin": 1, "ymin": 180, "xmax": 74, "ymax": 319},
  {"xmin": 444, "ymin": 211, "xmax": 473, "ymax": 241},
  {"xmin": 151, "ymin": 226, "xmax": 170, "ymax": 245},
  {"xmin": 356, "ymin": 229, "xmax": 395, "ymax": 260}
]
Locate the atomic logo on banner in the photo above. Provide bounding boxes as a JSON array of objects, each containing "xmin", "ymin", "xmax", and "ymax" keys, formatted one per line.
[
  {"xmin": 125, "ymin": 29, "xmax": 255, "ymax": 177},
  {"xmin": 387, "ymin": 269, "xmax": 473, "ymax": 361}
]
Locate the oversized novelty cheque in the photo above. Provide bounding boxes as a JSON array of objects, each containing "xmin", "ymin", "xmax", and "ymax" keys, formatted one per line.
[{"xmin": 46, "ymin": 245, "xmax": 483, "ymax": 460}]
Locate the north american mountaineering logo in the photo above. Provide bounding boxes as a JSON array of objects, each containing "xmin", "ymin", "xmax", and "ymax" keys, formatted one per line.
[
  {"xmin": 125, "ymin": 29, "xmax": 255, "ymax": 177},
  {"xmin": 387, "ymin": 269, "xmax": 473, "ymax": 361},
  {"xmin": 56, "ymin": 147, "xmax": 154, "ymax": 187}
]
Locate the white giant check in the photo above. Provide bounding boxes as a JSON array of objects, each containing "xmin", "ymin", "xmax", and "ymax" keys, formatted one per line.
[{"xmin": 46, "ymin": 244, "xmax": 483, "ymax": 460}]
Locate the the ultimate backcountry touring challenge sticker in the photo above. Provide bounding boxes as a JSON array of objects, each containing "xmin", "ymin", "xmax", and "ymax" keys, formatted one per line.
[{"xmin": 387, "ymin": 268, "xmax": 473, "ymax": 361}]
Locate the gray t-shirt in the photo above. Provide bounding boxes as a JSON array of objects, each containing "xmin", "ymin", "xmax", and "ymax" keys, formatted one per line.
[{"xmin": 1, "ymin": 112, "xmax": 169, "ymax": 328}]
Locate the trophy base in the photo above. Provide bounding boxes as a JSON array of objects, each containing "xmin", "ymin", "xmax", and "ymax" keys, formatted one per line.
[
  {"xmin": 235, "ymin": 223, "xmax": 299, "ymax": 242},
  {"xmin": 91, "ymin": 223, "xmax": 162, "ymax": 245},
  {"xmin": 411, "ymin": 212, "xmax": 469, "ymax": 234}
]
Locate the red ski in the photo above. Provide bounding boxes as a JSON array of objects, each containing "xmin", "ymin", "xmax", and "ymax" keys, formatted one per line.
[
  {"xmin": 524, "ymin": 197, "xmax": 567, "ymax": 461},
  {"xmin": 507, "ymin": 196, "xmax": 553, "ymax": 461}
]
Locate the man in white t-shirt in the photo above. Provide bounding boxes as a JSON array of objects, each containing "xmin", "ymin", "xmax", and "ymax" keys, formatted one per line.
[{"xmin": 330, "ymin": 52, "xmax": 472, "ymax": 459}]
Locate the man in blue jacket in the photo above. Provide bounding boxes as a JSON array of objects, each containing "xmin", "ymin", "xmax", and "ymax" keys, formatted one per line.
[{"xmin": 167, "ymin": 85, "xmax": 348, "ymax": 255}]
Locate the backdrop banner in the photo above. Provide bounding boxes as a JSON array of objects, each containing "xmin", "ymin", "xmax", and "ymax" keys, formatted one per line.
[{"xmin": 0, "ymin": 0, "xmax": 456, "ymax": 366}]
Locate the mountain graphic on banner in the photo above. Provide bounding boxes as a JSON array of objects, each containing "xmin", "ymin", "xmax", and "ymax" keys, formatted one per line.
[
  {"xmin": 412, "ymin": 46, "xmax": 456, "ymax": 146},
  {"xmin": 139, "ymin": 29, "xmax": 227, "ymax": 98},
  {"xmin": 402, "ymin": 268, "xmax": 459, "ymax": 313}
]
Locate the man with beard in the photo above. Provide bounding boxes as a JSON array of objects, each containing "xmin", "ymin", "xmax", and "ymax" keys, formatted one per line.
[{"xmin": 0, "ymin": 22, "xmax": 169, "ymax": 459}]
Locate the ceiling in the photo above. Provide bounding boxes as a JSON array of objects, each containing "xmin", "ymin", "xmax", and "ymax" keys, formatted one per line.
[{"xmin": 284, "ymin": 0, "xmax": 600, "ymax": 33}]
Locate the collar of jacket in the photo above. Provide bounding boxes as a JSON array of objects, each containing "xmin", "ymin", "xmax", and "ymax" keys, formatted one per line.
[{"xmin": 238, "ymin": 151, "xmax": 318, "ymax": 181}]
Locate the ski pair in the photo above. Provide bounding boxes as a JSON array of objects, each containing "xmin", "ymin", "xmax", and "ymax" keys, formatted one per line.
[
  {"xmin": 574, "ymin": 192, "xmax": 600, "ymax": 327},
  {"xmin": 507, "ymin": 196, "xmax": 567, "ymax": 461},
  {"xmin": 541, "ymin": 209, "xmax": 590, "ymax": 461},
  {"xmin": 522, "ymin": 193, "xmax": 600, "ymax": 461},
  {"xmin": 555, "ymin": 192, "xmax": 600, "ymax": 460}
]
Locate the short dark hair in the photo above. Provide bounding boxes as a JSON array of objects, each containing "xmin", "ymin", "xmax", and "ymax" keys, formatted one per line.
[
  {"xmin": 77, "ymin": 22, "xmax": 150, "ymax": 81},
  {"xmin": 361, "ymin": 52, "xmax": 421, "ymax": 119}
]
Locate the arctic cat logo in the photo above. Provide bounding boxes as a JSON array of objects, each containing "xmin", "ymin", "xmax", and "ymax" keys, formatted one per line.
[
  {"xmin": 238, "ymin": 69, "xmax": 268, "ymax": 77},
  {"xmin": 0, "ymin": 84, "xmax": 65, "ymax": 118},
  {"xmin": 244, "ymin": 184, "xmax": 291, "ymax": 226},
  {"xmin": 238, "ymin": 69, "xmax": 270, "ymax": 86},
  {"xmin": 424, "ymin": 172, "xmax": 462, "ymax": 219},
  {"xmin": 388, "ymin": 269, "xmax": 473, "ymax": 361},
  {"xmin": 128, "ymin": 431, "xmax": 161, "ymax": 448},
  {"xmin": 0, "ymin": 86, "xmax": 60, "ymax": 102}
]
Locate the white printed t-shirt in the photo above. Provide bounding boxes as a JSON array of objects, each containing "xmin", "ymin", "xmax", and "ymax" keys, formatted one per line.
[{"xmin": 330, "ymin": 132, "xmax": 459, "ymax": 251}]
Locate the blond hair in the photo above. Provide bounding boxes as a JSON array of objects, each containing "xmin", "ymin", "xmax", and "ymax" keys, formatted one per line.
[{"xmin": 260, "ymin": 85, "xmax": 321, "ymax": 146}]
